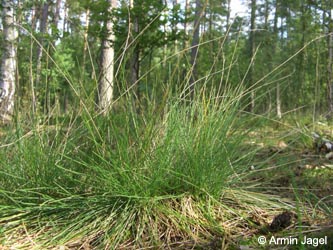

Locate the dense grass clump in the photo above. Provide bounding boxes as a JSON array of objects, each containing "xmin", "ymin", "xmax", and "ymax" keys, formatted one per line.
[
  {"xmin": 0, "ymin": 91, "xmax": 331, "ymax": 249},
  {"xmin": 0, "ymin": 89, "xmax": 262, "ymax": 248}
]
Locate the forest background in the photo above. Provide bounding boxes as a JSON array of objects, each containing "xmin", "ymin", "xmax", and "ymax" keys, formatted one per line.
[{"xmin": 0, "ymin": 0, "xmax": 332, "ymax": 119}]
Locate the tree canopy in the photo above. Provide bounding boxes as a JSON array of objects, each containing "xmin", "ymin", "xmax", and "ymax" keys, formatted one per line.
[{"xmin": 1, "ymin": 0, "xmax": 332, "ymax": 118}]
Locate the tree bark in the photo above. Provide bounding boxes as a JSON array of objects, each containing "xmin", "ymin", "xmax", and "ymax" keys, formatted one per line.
[
  {"xmin": 53, "ymin": 0, "xmax": 62, "ymax": 26},
  {"xmin": 82, "ymin": 8, "xmax": 90, "ymax": 79},
  {"xmin": 63, "ymin": 0, "xmax": 68, "ymax": 33},
  {"xmin": 0, "ymin": 0, "xmax": 18, "ymax": 123},
  {"xmin": 273, "ymin": 0, "xmax": 282, "ymax": 118},
  {"xmin": 98, "ymin": 0, "xmax": 117, "ymax": 114},
  {"xmin": 189, "ymin": 0, "xmax": 202, "ymax": 100},
  {"xmin": 263, "ymin": 0, "xmax": 272, "ymax": 112},
  {"xmin": 180, "ymin": 0, "xmax": 190, "ymax": 94},
  {"xmin": 129, "ymin": 0, "xmax": 140, "ymax": 102},
  {"xmin": 327, "ymin": 8, "xmax": 333, "ymax": 115},
  {"xmin": 36, "ymin": 1, "xmax": 49, "ymax": 87},
  {"xmin": 249, "ymin": 0, "xmax": 256, "ymax": 112},
  {"xmin": 29, "ymin": 2, "xmax": 39, "ymax": 114}
]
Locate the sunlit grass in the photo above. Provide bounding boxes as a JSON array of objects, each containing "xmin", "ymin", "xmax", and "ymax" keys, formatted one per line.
[{"xmin": 0, "ymin": 85, "xmax": 290, "ymax": 249}]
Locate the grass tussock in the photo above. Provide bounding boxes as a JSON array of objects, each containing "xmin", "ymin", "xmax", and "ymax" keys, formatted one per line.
[{"xmin": 0, "ymin": 90, "xmax": 332, "ymax": 249}]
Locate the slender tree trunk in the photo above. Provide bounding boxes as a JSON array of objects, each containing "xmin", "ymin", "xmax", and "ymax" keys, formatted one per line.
[
  {"xmin": 263, "ymin": 0, "xmax": 269, "ymax": 28},
  {"xmin": 30, "ymin": 3, "xmax": 39, "ymax": 114},
  {"xmin": 173, "ymin": 0, "xmax": 178, "ymax": 54},
  {"xmin": 249, "ymin": 0, "xmax": 256, "ymax": 112},
  {"xmin": 63, "ymin": 0, "xmax": 68, "ymax": 33},
  {"xmin": 130, "ymin": 47, "xmax": 140, "ymax": 100},
  {"xmin": 180, "ymin": 0, "xmax": 190, "ymax": 94},
  {"xmin": 53, "ymin": 0, "xmax": 62, "ymax": 26},
  {"xmin": 172, "ymin": 0, "xmax": 180, "ymax": 85},
  {"xmin": 62, "ymin": 0, "xmax": 69, "ymax": 112},
  {"xmin": 264, "ymin": 0, "xmax": 271, "ymax": 112},
  {"xmin": 36, "ymin": 1, "xmax": 49, "ymax": 87},
  {"xmin": 42, "ymin": 0, "xmax": 61, "ymax": 116},
  {"xmin": 52, "ymin": 0, "xmax": 62, "ymax": 115},
  {"xmin": 184, "ymin": 0, "xmax": 189, "ymax": 48},
  {"xmin": 226, "ymin": 0, "xmax": 231, "ymax": 32},
  {"xmin": 327, "ymin": 8, "xmax": 333, "ymax": 115},
  {"xmin": 82, "ymin": 8, "xmax": 90, "ymax": 78},
  {"xmin": 279, "ymin": 16, "xmax": 286, "ymax": 116},
  {"xmin": 276, "ymin": 83, "xmax": 282, "ymax": 118},
  {"xmin": 0, "ymin": 0, "xmax": 18, "ymax": 123},
  {"xmin": 129, "ymin": 0, "xmax": 140, "ymax": 102},
  {"xmin": 298, "ymin": 2, "xmax": 308, "ymax": 105},
  {"xmin": 208, "ymin": 2, "xmax": 213, "ymax": 52},
  {"xmin": 163, "ymin": 0, "xmax": 168, "ymax": 69},
  {"xmin": 273, "ymin": 0, "xmax": 282, "ymax": 118},
  {"xmin": 183, "ymin": 1, "xmax": 189, "ymax": 64},
  {"xmin": 98, "ymin": 0, "xmax": 117, "ymax": 114},
  {"xmin": 30, "ymin": 4, "xmax": 38, "ymax": 32},
  {"xmin": 189, "ymin": 0, "xmax": 202, "ymax": 100}
]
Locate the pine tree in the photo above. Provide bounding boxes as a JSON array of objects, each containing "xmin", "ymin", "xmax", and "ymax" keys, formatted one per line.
[
  {"xmin": 0, "ymin": 0, "xmax": 18, "ymax": 123},
  {"xmin": 98, "ymin": 0, "xmax": 117, "ymax": 114}
]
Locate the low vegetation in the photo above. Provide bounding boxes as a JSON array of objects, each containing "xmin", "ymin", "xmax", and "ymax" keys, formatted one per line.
[{"xmin": 0, "ymin": 89, "xmax": 332, "ymax": 249}]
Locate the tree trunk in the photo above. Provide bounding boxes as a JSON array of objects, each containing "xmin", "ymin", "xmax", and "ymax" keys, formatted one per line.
[
  {"xmin": 279, "ymin": 16, "xmax": 286, "ymax": 118},
  {"xmin": 0, "ymin": 0, "xmax": 18, "ymax": 123},
  {"xmin": 53, "ymin": 0, "xmax": 62, "ymax": 26},
  {"xmin": 180, "ymin": 0, "xmax": 190, "ymax": 94},
  {"xmin": 263, "ymin": 0, "xmax": 269, "ymax": 29},
  {"xmin": 36, "ymin": 1, "xmax": 49, "ymax": 87},
  {"xmin": 63, "ymin": 0, "xmax": 68, "ymax": 33},
  {"xmin": 298, "ymin": 2, "xmax": 308, "ymax": 105},
  {"xmin": 98, "ymin": 0, "xmax": 117, "ymax": 115},
  {"xmin": 226, "ymin": 0, "xmax": 231, "ymax": 32},
  {"xmin": 130, "ymin": 48, "xmax": 140, "ymax": 91},
  {"xmin": 184, "ymin": 0, "xmax": 189, "ymax": 46},
  {"xmin": 189, "ymin": 0, "xmax": 202, "ymax": 100},
  {"xmin": 129, "ymin": 0, "xmax": 140, "ymax": 102},
  {"xmin": 173, "ymin": 0, "xmax": 178, "ymax": 54},
  {"xmin": 82, "ymin": 8, "xmax": 90, "ymax": 79},
  {"xmin": 172, "ymin": 0, "xmax": 180, "ymax": 85},
  {"xmin": 273, "ymin": 0, "xmax": 282, "ymax": 118},
  {"xmin": 264, "ymin": 0, "xmax": 271, "ymax": 112},
  {"xmin": 30, "ymin": 2, "xmax": 39, "ymax": 114},
  {"xmin": 327, "ymin": 7, "xmax": 333, "ymax": 115},
  {"xmin": 249, "ymin": 0, "xmax": 256, "ymax": 112}
]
